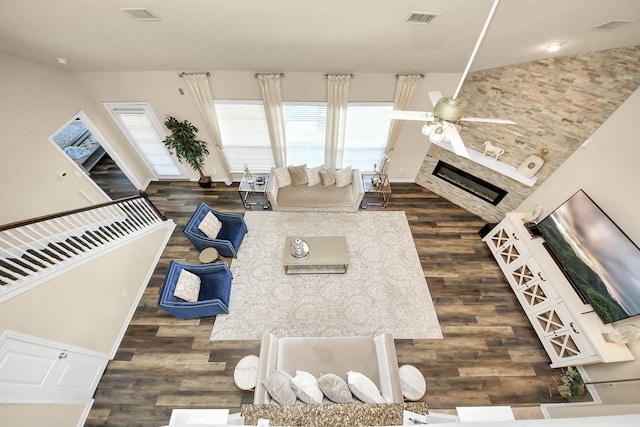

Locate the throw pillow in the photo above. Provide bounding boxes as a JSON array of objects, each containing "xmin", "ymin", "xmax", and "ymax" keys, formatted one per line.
[
  {"xmin": 263, "ymin": 370, "xmax": 297, "ymax": 405},
  {"xmin": 197, "ymin": 211, "xmax": 222, "ymax": 239},
  {"xmin": 318, "ymin": 373, "xmax": 352, "ymax": 403},
  {"xmin": 290, "ymin": 370, "xmax": 324, "ymax": 404},
  {"xmin": 334, "ymin": 166, "xmax": 353, "ymax": 188},
  {"xmin": 306, "ymin": 165, "xmax": 324, "ymax": 187},
  {"xmin": 288, "ymin": 164, "xmax": 308, "ymax": 186},
  {"xmin": 346, "ymin": 370, "xmax": 385, "ymax": 403},
  {"xmin": 274, "ymin": 167, "xmax": 292, "ymax": 188},
  {"xmin": 173, "ymin": 269, "xmax": 201, "ymax": 302},
  {"xmin": 319, "ymin": 168, "xmax": 336, "ymax": 187}
]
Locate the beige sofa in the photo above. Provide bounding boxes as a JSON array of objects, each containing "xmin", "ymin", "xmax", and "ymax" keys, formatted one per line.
[
  {"xmin": 266, "ymin": 167, "xmax": 364, "ymax": 212},
  {"xmin": 253, "ymin": 333, "xmax": 403, "ymax": 405}
]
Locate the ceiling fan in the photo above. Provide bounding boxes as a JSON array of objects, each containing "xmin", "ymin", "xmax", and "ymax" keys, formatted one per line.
[{"xmin": 383, "ymin": 0, "xmax": 515, "ymax": 159}]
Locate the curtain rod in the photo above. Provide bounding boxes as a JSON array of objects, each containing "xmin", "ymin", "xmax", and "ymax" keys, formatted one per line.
[
  {"xmin": 254, "ymin": 73, "xmax": 285, "ymax": 78},
  {"xmin": 178, "ymin": 72, "xmax": 211, "ymax": 77},
  {"xmin": 323, "ymin": 73, "xmax": 355, "ymax": 78},
  {"xmin": 395, "ymin": 74, "xmax": 425, "ymax": 78}
]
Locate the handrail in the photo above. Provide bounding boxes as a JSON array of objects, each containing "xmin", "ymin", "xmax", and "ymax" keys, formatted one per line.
[
  {"xmin": 0, "ymin": 193, "xmax": 169, "ymax": 301},
  {"xmin": 0, "ymin": 191, "xmax": 165, "ymax": 232}
]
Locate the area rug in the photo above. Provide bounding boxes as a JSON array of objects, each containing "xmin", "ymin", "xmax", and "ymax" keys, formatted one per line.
[{"xmin": 210, "ymin": 211, "xmax": 442, "ymax": 340}]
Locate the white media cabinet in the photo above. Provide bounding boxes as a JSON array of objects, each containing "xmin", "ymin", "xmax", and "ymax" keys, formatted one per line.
[{"xmin": 483, "ymin": 213, "xmax": 635, "ymax": 368}]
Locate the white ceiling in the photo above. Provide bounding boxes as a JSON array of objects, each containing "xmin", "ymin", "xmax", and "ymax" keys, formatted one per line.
[{"xmin": 1, "ymin": 0, "xmax": 639, "ymax": 73}]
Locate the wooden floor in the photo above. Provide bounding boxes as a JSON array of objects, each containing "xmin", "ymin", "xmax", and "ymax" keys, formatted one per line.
[
  {"xmin": 88, "ymin": 154, "xmax": 138, "ymax": 200},
  {"xmin": 85, "ymin": 180, "xmax": 587, "ymax": 426}
]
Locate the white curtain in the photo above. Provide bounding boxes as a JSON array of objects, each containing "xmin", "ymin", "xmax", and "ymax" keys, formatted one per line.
[
  {"xmin": 324, "ymin": 74, "xmax": 351, "ymax": 169},
  {"xmin": 182, "ymin": 73, "xmax": 233, "ymax": 185},
  {"xmin": 385, "ymin": 74, "xmax": 423, "ymax": 154},
  {"xmin": 256, "ymin": 74, "xmax": 287, "ymax": 168}
]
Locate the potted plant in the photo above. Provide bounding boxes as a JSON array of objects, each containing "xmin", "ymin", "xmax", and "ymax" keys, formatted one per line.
[
  {"xmin": 162, "ymin": 116, "xmax": 212, "ymax": 188},
  {"xmin": 557, "ymin": 366, "xmax": 585, "ymax": 399}
]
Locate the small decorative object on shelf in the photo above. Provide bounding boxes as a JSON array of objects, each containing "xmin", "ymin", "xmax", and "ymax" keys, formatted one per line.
[
  {"xmin": 371, "ymin": 163, "xmax": 383, "ymax": 188},
  {"xmin": 522, "ymin": 204, "xmax": 543, "ymax": 225},
  {"xmin": 518, "ymin": 149, "xmax": 548, "ymax": 178},
  {"xmin": 243, "ymin": 163, "xmax": 254, "ymax": 188},
  {"xmin": 482, "ymin": 140, "xmax": 505, "ymax": 160},
  {"xmin": 289, "ymin": 238, "xmax": 310, "ymax": 259},
  {"xmin": 605, "ymin": 324, "xmax": 640, "ymax": 344}
]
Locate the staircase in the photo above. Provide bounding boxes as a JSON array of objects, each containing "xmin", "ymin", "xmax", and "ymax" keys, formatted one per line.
[{"xmin": 0, "ymin": 193, "xmax": 168, "ymax": 302}]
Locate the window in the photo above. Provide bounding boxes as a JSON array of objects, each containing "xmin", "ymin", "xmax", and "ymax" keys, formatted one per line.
[
  {"xmin": 214, "ymin": 100, "xmax": 274, "ymax": 173},
  {"xmin": 283, "ymin": 102, "xmax": 327, "ymax": 167},
  {"xmin": 104, "ymin": 102, "xmax": 188, "ymax": 179},
  {"xmin": 343, "ymin": 102, "xmax": 393, "ymax": 171}
]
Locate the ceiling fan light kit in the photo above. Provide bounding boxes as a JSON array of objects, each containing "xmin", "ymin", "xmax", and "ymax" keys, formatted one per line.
[
  {"xmin": 384, "ymin": 0, "xmax": 514, "ymax": 161},
  {"xmin": 433, "ymin": 97, "xmax": 466, "ymax": 122}
]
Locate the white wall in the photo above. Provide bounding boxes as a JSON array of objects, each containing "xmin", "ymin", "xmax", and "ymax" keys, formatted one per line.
[
  {"xmin": 0, "ymin": 53, "xmax": 155, "ymax": 224},
  {"xmin": 74, "ymin": 70, "xmax": 462, "ymax": 182},
  {"xmin": 0, "ymin": 226, "xmax": 172, "ymax": 355},
  {"xmin": 517, "ymin": 87, "xmax": 640, "ymax": 403}
]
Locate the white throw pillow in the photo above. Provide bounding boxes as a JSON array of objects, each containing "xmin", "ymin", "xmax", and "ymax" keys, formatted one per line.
[
  {"xmin": 263, "ymin": 370, "xmax": 297, "ymax": 405},
  {"xmin": 173, "ymin": 269, "xmax": 201, "ymax": 302},
  {"xmin": 346, "ymin": 370, "xmax": 385, "ymax": 403},
  {"xmin": 197, "ymin": 211, "xmax": 222, "ymax": 239},
  {"xmin": 290, "ymin": 370, "xmax": 324, "ymax": 404},
  {"xmin": 306, "ymin": 165, "xmax": 324, "ymax": 187},
  {"xmin": 274, "ymin": 167, "xmax": 292, "ymax": 188},
  {"xmin": 334, "ymin": 166, "xmax": 353, "ymax": 188},
  {"xmin": 318, "ymin": 373, "xmax": 352, "ymax": 403}
]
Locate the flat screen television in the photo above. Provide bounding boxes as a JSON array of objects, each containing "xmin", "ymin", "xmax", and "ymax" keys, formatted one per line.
[{"xmin": 535, "ymin": 190, "xmax": 640, "ymax": 324}]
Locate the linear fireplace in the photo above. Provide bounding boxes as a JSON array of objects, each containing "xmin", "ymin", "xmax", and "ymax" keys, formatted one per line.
[{"xmin": 433, "ymin": 161, "xmax": 507, "ymax": 205}]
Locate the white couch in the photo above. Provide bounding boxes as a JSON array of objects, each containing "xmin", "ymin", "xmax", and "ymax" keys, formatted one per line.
[
  {"xmin": 266, "ymin": 167, "xmax": 364, "ymax": 212},
  {"xmin": 253, "ymin": 333, "xmax": 404, "ymax": 405}
]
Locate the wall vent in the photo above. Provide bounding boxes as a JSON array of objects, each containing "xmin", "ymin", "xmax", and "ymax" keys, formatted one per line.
[
  {"xmin": 405, "ymin": 12, "xmax": 438, "ymax": 24},
  {"xmin": 591, "ymin": 20, "xmax": 635, "ymax": 31},
  {"xmin": 119, "ymin": 8, "xmax": 160, "ymax": 21}
]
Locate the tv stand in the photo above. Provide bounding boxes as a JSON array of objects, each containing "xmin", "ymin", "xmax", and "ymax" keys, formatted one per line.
[{"xmin": 483, "ymin": 213, "xmax": 635, "ymax": 368}]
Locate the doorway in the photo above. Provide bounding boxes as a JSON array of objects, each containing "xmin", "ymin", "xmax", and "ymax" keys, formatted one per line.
[{"xmin": 50, "ymin": 113, "xmax": 139, "ymax": 200}]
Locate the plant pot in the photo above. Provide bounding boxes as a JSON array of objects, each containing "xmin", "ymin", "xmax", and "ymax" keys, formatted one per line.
[{"xmin": 198, "ymin": 176, "xmax": 212, "ymax": 188}]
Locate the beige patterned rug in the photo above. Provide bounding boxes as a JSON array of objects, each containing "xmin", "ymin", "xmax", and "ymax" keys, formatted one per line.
[{"xmin": 210, "ymin": 211, "xmax": 442, "ymax": 340}]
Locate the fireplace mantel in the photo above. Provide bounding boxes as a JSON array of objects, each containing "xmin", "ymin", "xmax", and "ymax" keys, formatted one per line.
[{"xmin": 435, "ymin": 140, "xmax": 537, "ymax": 187}]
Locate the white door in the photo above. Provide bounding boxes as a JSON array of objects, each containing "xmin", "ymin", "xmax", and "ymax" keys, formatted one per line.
[
  {"xmin": 0, "ymin": 334, "xmax": 108, "ymax": 401},
  {"xmin": 104, "ymin": 102, "xmax": 191, "ymax": 180}
]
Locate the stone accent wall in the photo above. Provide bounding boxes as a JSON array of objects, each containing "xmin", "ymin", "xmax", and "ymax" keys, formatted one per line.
[{"xmin": 416, "ymin": 46, "xmax": 640, "ymax": 223}]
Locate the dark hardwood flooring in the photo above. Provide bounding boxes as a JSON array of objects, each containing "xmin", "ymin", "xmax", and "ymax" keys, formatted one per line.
[
  {"xmin": 89, "ymin": 154, "xmax": 139, "ymax": 200},
  {"xmin": 85, "ymin": 180, "xmax": 588, "ymax": 426}
]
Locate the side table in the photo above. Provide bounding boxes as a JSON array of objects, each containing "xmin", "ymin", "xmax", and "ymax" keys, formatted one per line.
[
  {"xmin": 238, "ymin": 173, "xmax": 271, "ymax": 209},
  {"xmin": 199, "ymin": 247, "xmax": 230, "ymax": 267},
  {"xmin": 361, "ymin": 172, "xmax": 391, "ymax": 208},
  {"xmin": 398, "ymin": 364, "xmax": 426, "ymax": 401},
  {"xmin": 234, "ymin": 355, "xmax": 260, "ymax": 390}
]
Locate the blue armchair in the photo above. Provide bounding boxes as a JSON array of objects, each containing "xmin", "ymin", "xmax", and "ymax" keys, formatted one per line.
[
  {"xmin": 183, "ymin": 202, "xmax": 248, "ymax": 257},
  {"xmin": 158, "ymin": 260, "xmax": 233, "ymax": 319}
]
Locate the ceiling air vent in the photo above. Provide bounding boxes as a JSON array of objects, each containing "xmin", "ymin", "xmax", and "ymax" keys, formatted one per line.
[
  {"xmin": 591, "ymin": 20, "xmax": 635, "ymax": 31},
  {"xmin": 405, "ymin": 12, "xmax": 438, "ymax": 24},
  {"xmin": 119, "ymin": 8, "xmax": 160, "ymax": 21}
]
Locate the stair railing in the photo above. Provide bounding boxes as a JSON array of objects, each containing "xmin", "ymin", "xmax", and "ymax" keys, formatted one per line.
[{"xmin": 0, "ymin": 192, "xmax": 167, "ymax": 300}]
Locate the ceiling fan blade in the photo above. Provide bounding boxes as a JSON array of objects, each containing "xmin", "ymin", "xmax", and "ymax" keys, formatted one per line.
[
  {"xmin": 442, "ymin": 122, "xmax": 470, "ymax": 158},
  {"xmin": 428, "ymin": 91, "xmax": 443, "ymax": 108},
  {"xmin": 381, "ymin": 110, "xmax": 435, "ymax": 121},
  {"xmin": 460, "ymin": 116, "xmax": 517, "ymax": 125}
]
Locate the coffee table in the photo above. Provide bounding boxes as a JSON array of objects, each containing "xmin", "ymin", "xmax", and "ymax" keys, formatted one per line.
[{"xmin": 283, "ymin": 236, "xmax": 349, "ymax": 274}]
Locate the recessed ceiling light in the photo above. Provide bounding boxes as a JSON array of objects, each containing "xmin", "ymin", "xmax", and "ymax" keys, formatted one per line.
[
  {"xmin": 547, "ymin": 42, "xmax": 566, "ymax": 52},
  {"xmin": 56, "ymin": 57, "xmax": 68, "ymax": 65}
]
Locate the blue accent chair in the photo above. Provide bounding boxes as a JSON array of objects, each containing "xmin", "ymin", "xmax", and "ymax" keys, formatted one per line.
[
  {"xmin": 158, "ymin": 260, "xmax": 233, "ymax": 319},
  {"xmin": 183, "ymin": 202, "xmax": 248, "ymax": 257}
]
